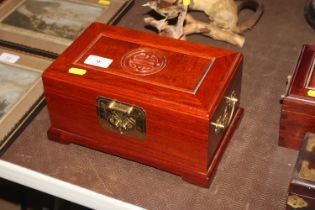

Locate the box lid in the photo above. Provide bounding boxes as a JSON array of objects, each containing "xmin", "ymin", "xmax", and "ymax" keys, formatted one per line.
[
  {"xmin": 43, "ymin": 23, "xmax": 242, "ymax": 117},
  {"xmin": 287, "ymin": 45, "xmax": 315, "ymax": 102}
]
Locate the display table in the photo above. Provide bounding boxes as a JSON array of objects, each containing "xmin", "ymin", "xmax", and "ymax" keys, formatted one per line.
[{"xmin": 0, "ymin": 159, "xmax": 142, "ymax": 210}]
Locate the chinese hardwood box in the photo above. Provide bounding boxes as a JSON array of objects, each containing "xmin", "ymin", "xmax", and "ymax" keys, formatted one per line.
[
  {"xmin": 0, "ymin": 46, "xmax": 52, "ymax": 155},
  {"xmin": 287, "ymin": 133, "xmax": 315, "ymax": 209},
  {"xmin": 279, "ymin": 45, "xmax": 315, "ymax": 150},
  {"xmin": 42, "ymin": 23, "xmax": 244, "ymax": 187},
  {"xmin": 0, "ymin": 0, "xmax": 133, "ymax": 56}
]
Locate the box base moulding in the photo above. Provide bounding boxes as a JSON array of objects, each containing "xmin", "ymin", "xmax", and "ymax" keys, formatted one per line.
[
  {"xmin": 279, "ymin": 108, "xmax": 315, "ymax": 150},
  {"xmin": 47, "ymin": 108, "xmax": 243, "ymax": 188}
]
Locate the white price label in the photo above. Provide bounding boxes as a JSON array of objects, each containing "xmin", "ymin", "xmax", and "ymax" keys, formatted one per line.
[
  {"xmin": 0, "ymin": 53, "xmax": 20, "ymax": 63},
  {"xmin": 84, "ymin": 55, "xmax": 113, "ymax": 68}
]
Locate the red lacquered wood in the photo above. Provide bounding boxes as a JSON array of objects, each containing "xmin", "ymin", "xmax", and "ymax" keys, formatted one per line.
[
  {"xmin": 289, "ymin": 45, "xmax": 315, "ymax": 96},
  {"xmin": 47, "ymin": 108, "xmax": 243, "ymax": 187},
  {"xmin": 182, "ymin": 108, "xmax": 244, "ymax": 187},
  {"xmin": 42, "ymin": 23, "xmax": 243, "ymax": 187},
  {"xmin": 279, "ymin": 45, "xmax": 315, "ymax": 150}
]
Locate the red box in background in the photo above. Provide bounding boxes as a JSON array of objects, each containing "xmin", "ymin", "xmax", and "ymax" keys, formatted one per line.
[{"xmin": 280, "ymin": 45, "xmax": 315, "ymax": 150}]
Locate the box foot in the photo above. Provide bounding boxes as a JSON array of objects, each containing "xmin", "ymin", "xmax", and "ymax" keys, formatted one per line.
[
  {"xmin": 183, "ymin": 107, "xmax": 244, "ymax": 188},
  {"xmin": 47, "ymin": 127, "xmax": 72, "ymax": 144}
]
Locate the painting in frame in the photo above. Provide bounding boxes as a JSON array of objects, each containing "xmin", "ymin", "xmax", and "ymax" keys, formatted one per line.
[
  {"xmin": 0, "ymin": 0, "xmax": 133, "ymax": 55},
  {"xmin": 0, "ymin": 47, "xmax": 52, "ymax": 155}
]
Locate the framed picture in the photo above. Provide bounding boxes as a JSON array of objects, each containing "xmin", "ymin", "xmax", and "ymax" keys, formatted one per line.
[
  {"xmin": 0, "ymin": 46, "xmax": 52, "ymax": 155},
  {"xmin": 0, "ymin": 0, "xmax": 133, "ymax": 55}
]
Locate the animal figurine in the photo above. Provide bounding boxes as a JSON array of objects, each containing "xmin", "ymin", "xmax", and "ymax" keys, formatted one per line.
[{"xmin": 144, "ymin": 0, "xmax": 264, "ymax": 47}]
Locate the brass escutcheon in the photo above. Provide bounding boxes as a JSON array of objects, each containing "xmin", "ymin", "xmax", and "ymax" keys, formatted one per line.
[
  {"xmin": 287, "ymin": 195, "xmax": 308, "ymax": 208},
  {"xmin": 211, "ymin": 90, "xmax": 238, "ymax": 134},
  {"xmin": 97, "ymin": 97, "xmax": 146, "ymax": 140}
]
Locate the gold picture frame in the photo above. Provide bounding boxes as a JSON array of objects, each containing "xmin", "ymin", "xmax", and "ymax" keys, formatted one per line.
[
  {"xmin": 0, "ymin": 46, "xmax": 53, "ymax": 155},
  {"xmin": 0, "ymin": 0, "xmax": 133, "ymax": 55}
]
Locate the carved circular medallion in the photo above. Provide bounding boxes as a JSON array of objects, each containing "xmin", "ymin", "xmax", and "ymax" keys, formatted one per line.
[{"xmin": 121, "ymin": 48, "xmax": 167, "ymax": 76}]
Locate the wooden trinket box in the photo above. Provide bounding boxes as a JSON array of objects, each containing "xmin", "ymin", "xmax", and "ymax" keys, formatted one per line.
[
  {"xmin": 280, "ymin": 45, "xmax": 315, "ymax": 150},
  {"xmin": 42, "ymin": 23, "xmax": 244, "ymax": 187},
  {"xmin": 287, "ymin": 133, "xmax": 315, "ymax": 210}
]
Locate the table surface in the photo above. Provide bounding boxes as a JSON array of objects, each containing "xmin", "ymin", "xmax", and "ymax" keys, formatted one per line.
[{"xmin": 1, "ymin": 0, "xmax": 315, "ymax": 209}]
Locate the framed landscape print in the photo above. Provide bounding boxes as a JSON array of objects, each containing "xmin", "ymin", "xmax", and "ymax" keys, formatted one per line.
[
  {"xmin": 0, "ymin": 0, "xmax": 133, "ymax": 55},
  {"xmin": 0, "ymin": 46, "xmax": 52, "ymax": 155}
]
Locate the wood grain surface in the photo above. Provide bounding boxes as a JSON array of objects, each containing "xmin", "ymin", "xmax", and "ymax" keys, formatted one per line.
[
  {"xmin": 42, "ymin": 23, "xmax": 243, "ymax": 187},
  {"xmin": 279, "ymin": 45, "xmax": 315, "ymax": 150}
]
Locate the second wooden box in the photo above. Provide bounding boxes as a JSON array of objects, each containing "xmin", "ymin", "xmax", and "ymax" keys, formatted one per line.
[{"xmin": 280, "ymin": 45, "xmax": 315, "ymax": 150}]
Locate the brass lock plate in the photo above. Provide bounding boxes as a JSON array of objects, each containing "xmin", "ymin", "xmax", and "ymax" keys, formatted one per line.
[{"xmin": 97, "ymin": 97, "xmax": 146, "ymax": 140}]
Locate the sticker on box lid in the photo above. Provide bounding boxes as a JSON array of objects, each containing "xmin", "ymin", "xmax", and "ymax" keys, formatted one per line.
[
  {"xmin": 0, "ymin": 53, "xmax": 20, "ymax": 63},
  {"xmin": 68, "ymin": 67, "xmax": 86, "ymax": 76},
  {"xmin": 98, "ymin": 0, "xmax": 110, "ymax": 5},
  {"xmin": 84, "ymin": 55, "xmax": 113, "ymax": 68},
  {"xmin": 307, "ymin": 90, "xmax": 315, "ymax": 97}
]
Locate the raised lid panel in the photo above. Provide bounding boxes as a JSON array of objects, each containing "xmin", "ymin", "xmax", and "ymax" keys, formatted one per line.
[
  {"xmin": 74, "ymin": 36, "xmax": 213, "ymax": 94},
  {"xmin": 289, "ymin": 45, "xmax": 315, "ymax": 98}
]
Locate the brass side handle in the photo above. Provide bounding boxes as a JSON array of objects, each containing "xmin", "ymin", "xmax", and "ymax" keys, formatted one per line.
[
  {"xmin": 211, "ymin": 91, "xmax": 238, "ymax": 134},
  {"xmin": 281, "ymin": 75, "xmax": 292, "ymax": 100}
]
